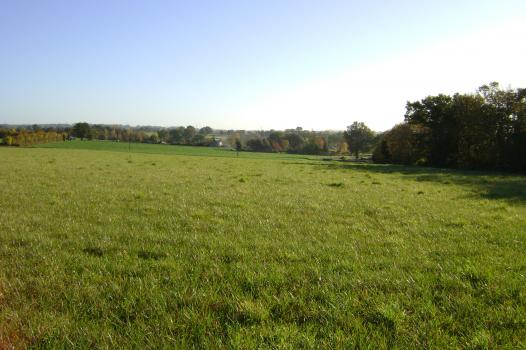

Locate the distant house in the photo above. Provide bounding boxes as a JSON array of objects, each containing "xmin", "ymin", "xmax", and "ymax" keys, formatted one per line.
[{"xmin": 209, "ymin": 138, "xmax": 223, "ymax": 147}]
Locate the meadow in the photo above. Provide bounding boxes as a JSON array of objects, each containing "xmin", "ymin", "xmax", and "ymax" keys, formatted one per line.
[
  {"xmin": 37, "ymin": 139, "xmax": 321, "ymax": 160},
  {"xmin": 0, "ymin": 141, "xmax": 525, "ymax": 349}
]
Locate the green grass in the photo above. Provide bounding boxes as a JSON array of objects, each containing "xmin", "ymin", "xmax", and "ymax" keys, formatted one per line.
[
  {"xmin": 39, "ymin": 140, "xmax": 322, "ymax": 161},
  {"xmin": 0, "ymin": 142, "xmax": 525, "ymax": 348}
]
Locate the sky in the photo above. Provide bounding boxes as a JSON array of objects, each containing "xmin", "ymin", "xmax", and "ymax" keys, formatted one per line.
[{"xmin": 1, "ymin": 0, "xmax": 525, "ymax": 131}]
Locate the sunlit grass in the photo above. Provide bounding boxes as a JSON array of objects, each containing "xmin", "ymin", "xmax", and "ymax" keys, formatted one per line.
[
  {"xmin": 0, "ymin": 144, "xmax": 525, "ymax": 348},
  {"xmin": 38, "ymin": 140, "xmax": 323, "ymax": 161}
]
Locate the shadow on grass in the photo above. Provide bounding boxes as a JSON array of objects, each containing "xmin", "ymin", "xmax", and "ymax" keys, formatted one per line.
[{"xmin": 306, "ymin": 161, "xmax": 526, "ymax": 204}]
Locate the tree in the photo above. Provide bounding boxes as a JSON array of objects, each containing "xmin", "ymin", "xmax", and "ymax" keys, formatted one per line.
[
  {"xmin": 191, "ymin": 133, "xmax": 206, "ymax": 145},
  {"xmin": 376, "ymin": 82, "xmax": 526, "ymax": 171},
  {"xmin": 268, "ymin": 131, "xmax": 283, "ymax": 144},
  {"xmin": 183, "ymin": 126, "xmax": 196, "ymax": 144},
  {"xmin": 477, "ymin": 82, "xmax": 523, "ymax": 170},
  {"xmin": 72, "ymin": 122, "xmax": 91, "ymax": 140},
  {"xmin": 246, "ymin": 138, "xmax": 272, "ymax": 152},
  {"xmin": 284, "ymin": 133, "xmax": 304, "ymax": 152},
  {"xmin": 4, "ymin": 135, "xmax": 13, "ymax": 145},
  {"xmin": 373, "ymin": 123, "xmax": 417, "ymax": 164},
  {"xmin": 405, "ymin": 95, "xmax": 457, "ymax": 166},
  {"xmin": 452, "ymin": 93, "xmax": 492, "ymax": 169},
  {"xmin": 199, "ymin": 126, "xmax": 213, "ymax": 135},
  {"xmin": 169, "ymin": 127, "xmax": 184, "ymax": 144},
  {"xmin": 343, "ymin": 122, "xmax": 374, "ymax": 158},
  {"xmin": 301, "ymin": 136, "xmax": 327, "ymax": 155},
  {"xmin": 157, "ymin": 129, "xmax": 168, "ymax": 142}
]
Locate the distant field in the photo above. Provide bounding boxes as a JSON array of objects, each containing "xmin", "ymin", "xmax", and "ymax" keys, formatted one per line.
[
  {"xmin": 1, "ymin": 143, "xmax": 525, "ymax": 348},
  {"xmin": 39, "ymin": 140, "xmax": 322, "ymax": 161}
]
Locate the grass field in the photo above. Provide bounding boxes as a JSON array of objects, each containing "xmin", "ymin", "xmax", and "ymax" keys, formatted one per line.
[
  {"xmin": 1, "ymin": 141, "xmax": 525, "ymax": 348},
  {"xmin": 38, "ymin": 140, "xmax": 323, "ymax": 161}
]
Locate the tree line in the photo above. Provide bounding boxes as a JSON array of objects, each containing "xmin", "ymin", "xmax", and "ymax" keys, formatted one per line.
[
  {"xmin": 0, "ymin": 128, "xmax": 66, "ymax": 146},
  {"xmin": 3, "ymin": 82, "xmax": 524, "ymax": 172},
  {"xmin": 69, "ymin": 123, "xmax": 220, "ymax": 146},
  {"xmin": 68, "ymin": 123, "xmax": 348, "ymax": 154},
  {"xmin": 373, "ymin": 82, "xmax": 526, "ymax": 172},
  {"xmin": 238, "ymin": 129, "xmax": 347, "ymax": 155}
]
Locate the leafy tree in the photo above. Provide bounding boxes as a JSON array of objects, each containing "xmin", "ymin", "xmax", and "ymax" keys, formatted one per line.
[
  {"xmin": 405, "ymin": 95, "xmax": 457, "ymax": 166},
  {"xmin": 199, "ymin": 126, "xmax": 213, "ymax": 135},
  {"xmin": 343, "ymin": 122, "xmax": 374, "ymax": 158},
  {"xmin": 4, "ymin": 135, "xmax": 13, "ymax": 145},
  {"xmin": 268, "ymin": 131, "xmax": 283, "ymax": 144},
  {"xmin": 452, "ymin": 93, "xmax": 492, "ymax": 168},
  {"xmin": 169, "ymin": 127, "xmax": 184, "ymax": 144},
  {"xmin": 376, "ymin": 82, "xmax": 526, "ymax": 172},
  {"xmin": 284, "ymin": 133, "xmax": 304, "ymax": 152},
  {"xmin": 246, "ymin": 138, "xmax": 272, "ymax": 152},
  {"xmin": 157, "ymin": 129, "xmax": 168, "ymax": 142},
  {"xmin": 301, "ymin": 136, "xmax": 327, "ymax": 155},
  {"xmin": 72, "ymin": 122, "xmax": 91, "ymax": 140},
  {"xmin": 183, "ymin": 126, "xmax": 196, "ymax": 144},
  {"xmin": 373, "ymin": 123, "xmax": 417, "ymax": 164},
  {"xmin": 191, "ymin": 133, "xmax": 206, "ymax": 145},
  {"xmin": 477, "ymin": 82, "xmax": 523, "ymax": 169}
]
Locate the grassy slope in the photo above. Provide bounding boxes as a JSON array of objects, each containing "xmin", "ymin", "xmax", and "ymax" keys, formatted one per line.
[{"xmin": 0, "ymin": 143, "xmax": 525, "ymax": 348}]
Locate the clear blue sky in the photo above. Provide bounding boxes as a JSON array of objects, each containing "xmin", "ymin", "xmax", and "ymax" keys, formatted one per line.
[{"xmin": 1, "ymin": 0, "xmax": 525, "ymax": 130}]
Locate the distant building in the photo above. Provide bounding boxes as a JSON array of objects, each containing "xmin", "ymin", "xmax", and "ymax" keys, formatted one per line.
[{"xmin": 209, "ymin": 138, "xmax": 223, "ymax": 147}]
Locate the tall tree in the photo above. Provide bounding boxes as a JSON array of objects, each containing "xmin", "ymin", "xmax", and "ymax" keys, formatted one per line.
[
  {"xmin": 405, "ymin": 94, "xmax": 457, "ymax": 166},
  {"xmin": 376, "ymin": 82, "xmax": 526, "ymax": 171},
  {"xmin": 343, "ymin": 122, "xmax": 374, "ymax": 158}
]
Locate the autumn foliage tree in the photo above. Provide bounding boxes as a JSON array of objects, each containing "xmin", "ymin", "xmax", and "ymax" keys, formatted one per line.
[{"xmin": 1, "ymin": 130, "xmax": 66, "ymax": 146}]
